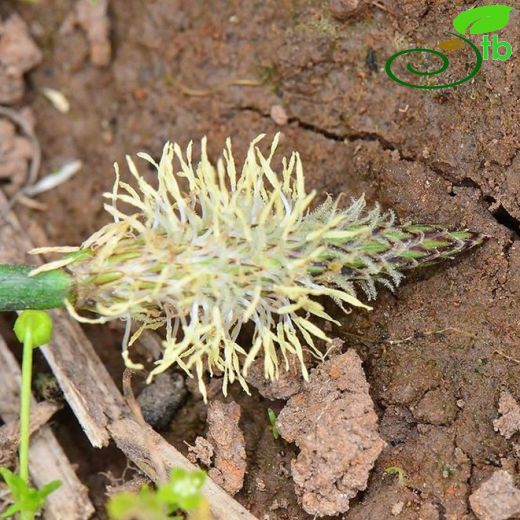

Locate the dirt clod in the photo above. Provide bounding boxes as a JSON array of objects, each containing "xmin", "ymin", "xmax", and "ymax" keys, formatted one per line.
[
  {"xmin": 391, "ymin": 501, "xmax": 404, "ymax": 516},
  {"xmin": 469, "ymin": 470, "xmax": 520, "ymax": 520},
  {"xmin": 418, "ymin": 502, "xmax": 440, "ymax": 520},
  {"xmin": 137, "ymin": 373, "xmax": 187, "ymax": 430},
  {"xmin": 493, "ymin": 391, "xmax": 520, "ymax": 440},
  {"xmin": 329, "ymin": 0, "xmax": 365, "ymax": 20},
  {"xmin": 197, "ymin": 400, "xmax": 246, "ymax": 496},
  {"xmin": 0, "ymin": 114, "xmax": 34, "ymax": 195},
  {"xmin": 62, "ymin": 0, "xmax": 111, "ymax": 67},
  {"xmin": 187, "ymin": 436, "xmax": 214, "ymax": 467},
  {"xmin": 0, "ymin": 14, "xmax": 42, "ymax": 104},
  {"xmin": 412, "ymin": 387, "xmax": 457, "ymax": 426},
  {"xmin": 276, "ymin": 349, "xmax": 385, "ymax": 516},
  {"xmin": 246, "ymin": 355, "xmax": 303, "ymax": 400}
]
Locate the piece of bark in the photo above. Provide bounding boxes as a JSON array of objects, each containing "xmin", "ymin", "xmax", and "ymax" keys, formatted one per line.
[
  {"xmin": 0, "ymin": 188, "xmax": 257, "ymax": 520},
  {"xmin": 0, "ymin": 14, "xmax": 42, "ymax": 103},
  {"xmin": 0, "ymin": 400, "xmax": 60, "ymax": 466},
  {"xmin": 493, "ymin": 390, "xmax": 520, "ymax": 439},
  {"xmin": 469, "ymin": 470, "xmax": 520, "ymax": 520},
  {"xmin": 0, "ymin": 336, "xmax": 94, "ymax": 519},
  {"xmin": 277, "ymin": 349, "xmax": 385, "ymax": 517}
]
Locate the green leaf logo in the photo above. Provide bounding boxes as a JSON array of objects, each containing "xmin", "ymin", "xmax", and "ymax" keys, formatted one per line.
[{"xmin": 453, "ymin": 5, "xmax": 513, "ymax": 35}]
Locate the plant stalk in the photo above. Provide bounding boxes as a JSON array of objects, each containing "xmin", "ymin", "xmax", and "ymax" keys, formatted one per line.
[
  {"xmin": 0, "ymin": 265, "xmax": 73, "ymax": 311},
  {"xmin": 19, "ymin": 330, "xmax": 33, "ymax": 489}
]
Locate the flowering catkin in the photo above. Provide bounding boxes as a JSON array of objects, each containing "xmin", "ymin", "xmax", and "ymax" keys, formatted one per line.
[{"xmin": 32, "ymin": 134, "xmax": 485, "ymax": 398}]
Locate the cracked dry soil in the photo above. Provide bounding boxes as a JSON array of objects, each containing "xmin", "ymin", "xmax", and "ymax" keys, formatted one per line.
[{"xmin": 2, "ymin": 0, "xmax": 519, "ymax": 518}]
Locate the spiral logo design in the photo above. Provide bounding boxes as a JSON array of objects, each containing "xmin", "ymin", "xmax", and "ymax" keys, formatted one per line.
[{"xmin": 385, "ymin": 33, "xmax": 483, "ymax": 89}]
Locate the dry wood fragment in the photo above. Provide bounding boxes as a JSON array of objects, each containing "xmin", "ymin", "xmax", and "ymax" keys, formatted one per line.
[
  {"xmin": 0, "ymin": 335, "xmax": 94, "ymax": 519},
  {"xmin": 0, "ymin": 188, "xmax": 257, "ymax": 520}
]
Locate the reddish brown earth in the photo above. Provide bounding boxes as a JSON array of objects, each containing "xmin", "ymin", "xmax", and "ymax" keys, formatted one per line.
[{"xmin": 1, "ymin": 0, "xmax": 519, "ymax": 518}]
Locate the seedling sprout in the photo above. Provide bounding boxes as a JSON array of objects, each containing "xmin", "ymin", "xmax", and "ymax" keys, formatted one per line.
[{"xmin": 0, "ymin": 311, "xmax": 61, "ymax": 520}]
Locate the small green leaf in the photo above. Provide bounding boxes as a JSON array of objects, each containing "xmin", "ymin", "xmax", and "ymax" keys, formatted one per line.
[
  {"xmin": 14, "ymin": 310, "xmax": 53, "ymax": 347},
  {"xmin": 0, "ymin": 467, "xmax": 26, "ymax": 499},
  {"xmin": 107, "ymin": 486, "xmax": 169, "ymax": 520},
  {"xmin": 267, "ymin": 408, "xmax": 280, "ymax": 440},
  {"xmin": 0, "ymin": 468, "xmax": 61, "ymax": 519},
  {"xmin": 107, "ymin": 470, "xmax": 207, "ymax": 520},
  {"xmin": 165, "ymin": 468, "xmax": 206, "ymax": 511},
  {"xmin": 384, "ymin": 466, "xmax": 407, "ymax": 484},
  {"xmin": 453, "ymin": 5, "xmax": 513, "ymax": 35},
  {"xmin": 37, "ymin": 480, "xmax": 62, "ymax": 499},
  {"xmin": 1, "ymin": 502, "xmax": 23, "ymax": 518}
]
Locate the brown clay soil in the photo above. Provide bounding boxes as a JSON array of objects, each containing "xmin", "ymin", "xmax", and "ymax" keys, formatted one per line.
[{"xmin": 1, "ymin": 0, "xmax": 520, "ymax": 518}]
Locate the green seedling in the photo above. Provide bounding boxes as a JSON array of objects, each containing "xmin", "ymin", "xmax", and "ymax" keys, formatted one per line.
[
  {"xmin": 383, "ymin": 466, "xmax": 407, "ymax": 485},
  {"xmin": 267, "ymin": 408, "xmax": 280, "ymax": 440},
  {"xmin": 0, "ymin": 311, "xmax": 61, "ymax": 520},
  {"xmin": 107, "ymin": 468, "xmax": 209, "ymax": 520},
  {"xmin": 0, "ymin": 135, "xmax": 487, "ymax": 399},
  {"xmin": 0, "ymin": 469, "xmax": 61, "ymax": 520}
]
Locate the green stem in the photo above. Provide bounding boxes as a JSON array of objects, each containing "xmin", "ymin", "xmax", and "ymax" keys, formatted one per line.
[
  {"xmin": 19, "ymin": 330, "xmax": 33, "ymax": 486},
  {"xmin": 0, "ymin": 265, "xmax": 74, "ymax": 311}
]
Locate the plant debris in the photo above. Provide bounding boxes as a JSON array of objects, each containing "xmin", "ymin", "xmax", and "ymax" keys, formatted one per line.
[
  {"xmin": 0, "ymin": 14, "xmax": 42, "ymax": 104},
  {"xmin": 24, "ymin": 160, "xmax": 82, "ymax": 197},
  {"xmin": 192, "ymin": 400, "xmax": 246, "ymax": 496},
  {"xmin": 493, "ymin": 390, "xmax": 520, "ymax": 440},
  {"xmin": 469, "ymin": 470, "xmax": 520, "ymax": 520},
  {"xmin": 40, "ymin": 88, "xmax": 70, "ymax": 114},
  {"xmin": 276, "ymin": 349, "xmax": 385, "ymax": 516}
]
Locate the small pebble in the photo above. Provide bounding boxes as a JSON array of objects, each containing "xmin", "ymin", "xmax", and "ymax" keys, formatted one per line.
[
  {"xmin": 329, "ymin": 0, "xmax": 363, "ymax": 20},
  {"xmin": 391, "ymin": 501, "xmax": 404, "ymax": 516},
  {"xmin": 270, "ymin": 105, "xmax": 288, "ymax": 126},
  {"xmin": 138, "ymin": 372, "xmax": 187, "ymax": 430}
]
